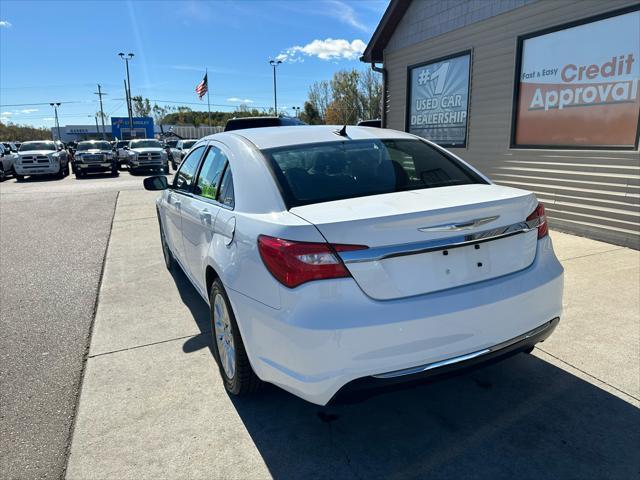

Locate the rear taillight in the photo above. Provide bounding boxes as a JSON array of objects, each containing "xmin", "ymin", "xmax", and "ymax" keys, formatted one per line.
[
  {"xmin": 257, "ymin": 235, "xmax": 367, "ymax": 288},
  {"xmin": 527, "ymin": 202, "xmax": 548, "ymax": 238}
]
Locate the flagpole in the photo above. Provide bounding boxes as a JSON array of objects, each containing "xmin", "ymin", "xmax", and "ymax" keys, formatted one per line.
[{"xmin": 206, "ymin": 68, "xmax": 211, "ymax": 129}]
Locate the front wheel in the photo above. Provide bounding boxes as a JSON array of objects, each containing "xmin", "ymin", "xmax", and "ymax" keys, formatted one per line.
[
  {"xmin": 210, "ymin": 279, "xmax": 262, "ymax": 396},
  {"xmin": 15, "ymin": 174, "xmax": 24, "ymax": 182},
  {"xmin": 162, "ymin": 165, "xmax": 169, "ymax": 175},
  {"xmin": 111, "ymin": 164, "xmax": 119, "ymax": 176}
]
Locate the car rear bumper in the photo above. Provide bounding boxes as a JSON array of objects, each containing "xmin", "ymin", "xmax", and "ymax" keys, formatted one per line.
[{"xmin": 226, "ymin": 236, "xmax": 564, "ymax": 405}]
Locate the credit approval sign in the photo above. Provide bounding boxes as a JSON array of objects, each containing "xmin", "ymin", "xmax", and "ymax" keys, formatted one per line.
[{"xmin": 514, "ymin": 8, "xmax": 640, "ymax": 148}]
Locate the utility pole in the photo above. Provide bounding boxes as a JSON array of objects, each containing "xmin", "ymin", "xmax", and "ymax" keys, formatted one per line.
[
  {"xmin": 94, "ymin": 84, "xmax": 108, "ymax": 140},
  {"xmin": 269, "ymin": 60, "xmax": 282, "ymax": 115},
  {"xmin": 49, "ymin": 103, "xmax": 61, "ymax": 141},
  {"xmin": 118, "ymin": 52, "xmax": 135, "ymax": 138},
  {"xmin": 94, "ymin": 115, "xmax": 100, "ymax": 138}
]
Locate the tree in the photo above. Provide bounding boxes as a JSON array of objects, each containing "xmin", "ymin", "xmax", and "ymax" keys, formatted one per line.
[
  {"xmin": 308, "ymin": 80, "xmax": 331, "ymax": 122},
  {"xmin": 300, "ymin": 101, "xmax": 322, "ymax": 125},
  {"xmin": 359, "ymin": 68, "xmax": 382, "ymax": 120},
  {"xmin": 0, "ymin": 121, "xmax": 51, "ymax": 141},
  {"xmin": 131, "ymin": 96, "xmax": 151, "ymax": 117},
  {"xmin": 303, "ymin": 68, "xmax": 383, "ymax": 125},
  {"xmin": 330, "ymin": 69, "xmax": 361, "ymax": 124}
]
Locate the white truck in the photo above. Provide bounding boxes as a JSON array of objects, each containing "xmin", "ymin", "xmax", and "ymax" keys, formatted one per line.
[
  {"xmin": 14, "ymin": 141, "xmax": 70, "ymax": 181},
  {"xmin": 125, "ymin": 139, "xmax": 169, "ymax": 174}
]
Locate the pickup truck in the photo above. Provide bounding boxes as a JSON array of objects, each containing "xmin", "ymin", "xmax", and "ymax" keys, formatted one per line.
[
  {"xmin": 0, "ymin": 143, "xmax": 18, "ymax": 180},
  {"xmin": 73, "ymin": 140, "xmax": 118, "ymax": 178},
  {"xmin": 126, "ymin": 139, "xmax": 169, "ymax": 174},
  {"xmin": 14, "ymin": 140, "xmax": 70, "ymax": 180}
]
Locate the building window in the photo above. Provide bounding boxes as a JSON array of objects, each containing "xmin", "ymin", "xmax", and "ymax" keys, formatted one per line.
[
  {"xmin": 406, "ymin": 51, "xmax": 471, "ymax": 148},
  {"xmin": 511, "ymin": 6, "xmax": 640, "ymax": 150}
]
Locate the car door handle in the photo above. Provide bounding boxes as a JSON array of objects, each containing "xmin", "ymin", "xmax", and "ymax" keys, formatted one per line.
[{"xmin": 199, "ymin": 208, "xmax": 212, "ymax": 223}]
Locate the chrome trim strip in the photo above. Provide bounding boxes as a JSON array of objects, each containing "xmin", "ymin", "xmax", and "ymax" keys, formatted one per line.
[
  {"xmin": 338, "ymin": 217, "xmax": 542, "ymax": 264},
  {"xmin": 371, "ymin": 320, "xmax": 554, "ymax": 380},
  {"xmin": 418, "ymin": 215, "xmax": 500, "ymax": 232}
]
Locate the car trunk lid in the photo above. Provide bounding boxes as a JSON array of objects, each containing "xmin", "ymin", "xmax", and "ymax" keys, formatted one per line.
[{"xmin": 290, "ymin": 184, "xmax": 539, "ymax": 300}]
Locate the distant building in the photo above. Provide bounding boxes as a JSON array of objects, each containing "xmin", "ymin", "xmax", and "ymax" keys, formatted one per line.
[{"xmin": 362, "ymin": 0, "xmax": 639, "ymax": 248}]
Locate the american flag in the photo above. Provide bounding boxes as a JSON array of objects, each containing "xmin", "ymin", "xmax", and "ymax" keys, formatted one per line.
[{"xmin": 195, "ymin": 73, "xmax": 208, "ymax": 99}]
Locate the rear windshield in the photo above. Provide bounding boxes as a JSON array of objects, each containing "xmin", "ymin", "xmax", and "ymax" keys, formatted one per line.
[
  {"xmin": 182, "ymin": 140, "xmax": 197, "ymax": 149},
  {"xmin": 264, "ymin": 139, "xmax": 486, "ymax": 207}
]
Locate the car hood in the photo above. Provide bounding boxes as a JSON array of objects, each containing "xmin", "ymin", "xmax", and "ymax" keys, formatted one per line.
[
  {"xmin": 18, "ymin": 150, "xmax": 56, "ymax": 156},
  {"xmin": 76, "ymin": 149, "xmax": 111, "ymax": 154},
  {"xmin": 130, "ymin": 147, "xmax": 163, "ymax": 154}
]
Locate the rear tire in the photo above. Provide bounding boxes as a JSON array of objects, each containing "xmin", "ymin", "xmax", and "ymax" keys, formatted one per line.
[{"xmin": 210, "ymin": 279, "xmax": 262, "ymax": 396}]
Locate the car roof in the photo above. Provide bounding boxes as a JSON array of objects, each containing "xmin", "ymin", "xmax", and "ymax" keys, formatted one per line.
[{"xmin": 207, "ymin": 125, "xmax": 416, "ymax": 150}]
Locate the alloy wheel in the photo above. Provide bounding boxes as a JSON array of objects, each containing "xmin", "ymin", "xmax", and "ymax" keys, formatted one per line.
[{"xmin": 213, "ymin": 293, "xmax": 236, "ymax": 379}]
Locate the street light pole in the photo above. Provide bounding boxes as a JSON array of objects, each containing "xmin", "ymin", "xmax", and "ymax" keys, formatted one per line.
[
  {"xmin": 269, "ymin": 60, "xmax": 282, "ymax": 115},
  {"xmin": 49, "ymin": 103, "xmax": 61, "ymax": 141},
  {"xmin": 118, "ymin": 52, "xmax": 135, "ymax": 138}
]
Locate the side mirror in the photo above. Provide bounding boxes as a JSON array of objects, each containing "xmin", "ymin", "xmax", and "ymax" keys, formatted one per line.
[
  {"xmin": 143, "ymin": 175, "xmax": 169, "ymax": 191},
  {"xmin": 123, "ymin": 146, "xmax": 129, "ymax": 150}
]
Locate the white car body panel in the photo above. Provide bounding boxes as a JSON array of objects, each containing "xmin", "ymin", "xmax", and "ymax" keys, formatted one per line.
[{"xmin": 154, "ymin": 126, "xmax": 564, "ymax": 405}]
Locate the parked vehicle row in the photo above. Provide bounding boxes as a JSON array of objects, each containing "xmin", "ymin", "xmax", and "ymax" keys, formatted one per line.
[{"xmin": 144, "ymin": 124, "xmax": 564, "ymax": 406}]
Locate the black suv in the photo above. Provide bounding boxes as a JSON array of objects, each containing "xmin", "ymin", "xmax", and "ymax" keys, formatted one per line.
[{"xmin": 224, "ymin": 116, "xmax": 306, "ymax": 132}]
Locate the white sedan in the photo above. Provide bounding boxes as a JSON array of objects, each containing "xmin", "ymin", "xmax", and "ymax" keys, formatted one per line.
[{"xmin": 144, "ymin": 126, "xmax": 564, "ymax": 405}]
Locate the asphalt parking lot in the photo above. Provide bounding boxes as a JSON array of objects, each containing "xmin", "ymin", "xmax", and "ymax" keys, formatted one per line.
[
  {"xmin": 1, "ymin": 172, "xmax": 639, "ymax": 479},
  {"xmin": 0, "ymin": 171, "xmax": 165, "ymax": 479}
]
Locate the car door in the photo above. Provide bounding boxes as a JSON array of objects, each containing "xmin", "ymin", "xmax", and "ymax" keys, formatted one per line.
[
  {"xmin": 163, "ymin": 145, "xmax": 206, "ymax": 266},
  {"xmin": 180, "ymin": 144, "xmax": 229, "ymax": 294}
]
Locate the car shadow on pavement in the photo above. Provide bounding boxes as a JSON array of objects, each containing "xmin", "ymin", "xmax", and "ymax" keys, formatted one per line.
[
  {"xmin": 229, "ymin": 355, "xmax": 640, "ymax": 479},
  {"xmin": 14, "ymin": 174, "xmax": 66, "ymax": 183},
  {"xmin": 74, "ymin": 173, "xmax": 119, "ymax": 180},
  {"xmin": 169, "ymin": 270, "xmax": 640, "ymax": 479},
  {"xmin": 168, "ymin": 265, "xmax": 213, "ymax": 356}
]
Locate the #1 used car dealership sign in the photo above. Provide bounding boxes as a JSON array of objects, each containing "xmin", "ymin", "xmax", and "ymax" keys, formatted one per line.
[
  {"xmin": 514, "ymin": 9, "xmax": 640, "ymax": 148},
  {"xmin": 407, "ymin": 52, "xmax": 471, "ymax": 148}
]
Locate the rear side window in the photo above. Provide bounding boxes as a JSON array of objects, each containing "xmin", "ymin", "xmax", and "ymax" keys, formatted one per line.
[
  {"xmin": 195, "ymin": 147, "xmax": 227, "ymax": 199},
  {"xmin": 264, "ymin": 139, "xmax": 486, "ymax": 207},
  {"xmin": 174, "ymin": 145, "xmax": 205, "ymax": 191},
  {"xmin": 218, "ymin": 168, "xmax": 235, "ymax": 208}
]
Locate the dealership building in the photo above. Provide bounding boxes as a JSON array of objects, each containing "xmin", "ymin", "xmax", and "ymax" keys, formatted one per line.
[{"xmin": 363, "ymin": 0, "xmax": 639, "ymax": 248}]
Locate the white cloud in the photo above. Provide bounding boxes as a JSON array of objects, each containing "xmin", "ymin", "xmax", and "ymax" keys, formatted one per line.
[
  {"xmin": 326, "ymin": 1, "xmax": 368, "ymax": 32},
  {"xmin": 19, "ymin": 108, "xmax": 39, "ymax": 114},
  {"xmin": 0, "ymin": 20, "xmax": 12, "ymax": 28},
  {"xmin": 0, "ymin": 117, "xmax": 10, "ymax": 123},
  {"xmin": 43, "ymin": 117, "xmax": 55, "ymax": 121},
  {"xmin": 277, "ymin": 38, "xmax": 366, "ymax": 63},
  {"xmin": 226, "ymin": 97, "xmax": 254, "ymax": 104},
  {"xmin": 1, "ymin": 111, "xmax": 13, "ymax": 116}
]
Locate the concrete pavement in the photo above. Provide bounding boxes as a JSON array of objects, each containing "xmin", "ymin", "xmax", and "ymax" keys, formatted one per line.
[{"xmin": 65, "ymin": 190, "xmax": 640, "ymax": 479}]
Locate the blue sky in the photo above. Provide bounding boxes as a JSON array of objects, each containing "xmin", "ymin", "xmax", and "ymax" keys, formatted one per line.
[{"xmin": 0, "ymin": 0, "xmax": 388, "ymax": 128}]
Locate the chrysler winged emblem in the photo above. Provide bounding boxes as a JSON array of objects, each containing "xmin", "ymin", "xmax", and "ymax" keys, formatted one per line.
[{"xmin": 418, "ymin": 215, "xmax": 500, "ymax": 232}]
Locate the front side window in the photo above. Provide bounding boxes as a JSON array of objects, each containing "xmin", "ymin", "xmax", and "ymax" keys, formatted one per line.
[
  {"xmin": 173, "ymin": 145, "xmax": 206, "ymax": 191},
  {"xmin": 195, "ymin": 147, "xmax": 227, "ymax": 200},
  {"xmin": 265, "ymin": 139, "xmax": 486, "ymax": 207}
]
